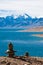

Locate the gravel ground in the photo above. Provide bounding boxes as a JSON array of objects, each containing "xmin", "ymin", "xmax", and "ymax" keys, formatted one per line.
[{"xmin": 0, "ymin": 56, "xmax": 43, "ymax": 65}]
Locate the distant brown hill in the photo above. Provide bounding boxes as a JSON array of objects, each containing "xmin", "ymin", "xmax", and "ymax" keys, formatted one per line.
[{"xmin": 20, "ymin": 26, "xmax": 43, "ymax": 32}]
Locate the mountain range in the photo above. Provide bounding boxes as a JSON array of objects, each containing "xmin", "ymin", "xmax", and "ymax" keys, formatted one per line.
[{"xmin": 0, "ymin": 11, "xmax": 43, "ymax": 31}]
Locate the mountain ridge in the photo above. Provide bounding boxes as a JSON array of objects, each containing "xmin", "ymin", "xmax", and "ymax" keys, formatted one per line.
[{"xmin": 0, "ymin": 13, "xmax": 43, "ymax": 31}]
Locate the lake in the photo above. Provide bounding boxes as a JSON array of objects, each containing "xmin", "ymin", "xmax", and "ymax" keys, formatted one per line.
[{"xmin": 0, "ymin": 31, "xmax": 43, "ymax": 57}]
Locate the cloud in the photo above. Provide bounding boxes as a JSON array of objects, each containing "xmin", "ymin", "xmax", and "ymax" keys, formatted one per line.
[{"xmin": 0, "ymin": 0, "xmax": 43, "ymax": 17}]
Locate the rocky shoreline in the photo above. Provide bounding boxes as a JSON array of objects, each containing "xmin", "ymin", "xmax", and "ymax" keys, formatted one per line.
[
  {"xmin": 0, "ymin": 56, "xmax": 43, "ymax": 65},
  {"xmin": 0, "ymin": 43, "xmax": 43, "ymax": 65}
]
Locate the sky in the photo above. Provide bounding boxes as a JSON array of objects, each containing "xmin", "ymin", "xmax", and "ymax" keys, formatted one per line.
[{"xmin": 0, "ymin": 0, "xmax": 43, "ymax": 17}]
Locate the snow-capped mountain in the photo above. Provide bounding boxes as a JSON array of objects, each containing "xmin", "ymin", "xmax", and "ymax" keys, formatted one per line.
[{"xmin": 0, "ymin": 10, "xmax": 43, "ymax": 30}]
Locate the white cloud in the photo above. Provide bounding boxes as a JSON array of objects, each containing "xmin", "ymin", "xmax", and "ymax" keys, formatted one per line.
[{"xmin": 0, "ymin": 0, "xmax": 43, "ymax": 17}]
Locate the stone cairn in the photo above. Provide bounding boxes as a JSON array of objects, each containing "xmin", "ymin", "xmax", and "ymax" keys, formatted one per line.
[
  {"xmin": 6, "ymin": 42, "xmax": 16, "ymax": 57},
  {"xmin": 25, "ymin": 52, "xmax": 29, "ymax": 57}
]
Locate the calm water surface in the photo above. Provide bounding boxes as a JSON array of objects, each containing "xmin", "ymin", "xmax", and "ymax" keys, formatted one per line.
[{"xmin": 0, "ymin": 31, "xmax": 43, "ymax": 57}]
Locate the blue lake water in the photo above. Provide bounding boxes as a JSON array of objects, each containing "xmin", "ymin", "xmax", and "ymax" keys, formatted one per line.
[{"xmin": 0, "ymin": 31, "xmax": 43, "ymax": 57}]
